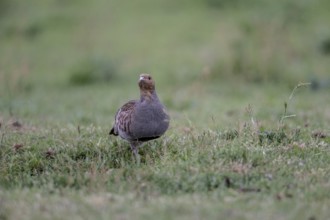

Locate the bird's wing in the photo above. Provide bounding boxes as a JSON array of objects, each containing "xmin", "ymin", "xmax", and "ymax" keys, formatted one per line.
[{"xmin": 109, "ymin": 100, "xmax": 137, "ymax": 136}]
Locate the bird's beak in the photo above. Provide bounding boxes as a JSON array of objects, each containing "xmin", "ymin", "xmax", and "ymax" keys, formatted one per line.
[{"xmin": 139, "ymin": 76, "xmax": 144, "ymax": 81}]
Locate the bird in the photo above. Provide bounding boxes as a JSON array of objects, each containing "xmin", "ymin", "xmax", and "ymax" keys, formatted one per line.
[{"xmin": 109, "ymin": 73, "xmax": 170, "ymax": 156}]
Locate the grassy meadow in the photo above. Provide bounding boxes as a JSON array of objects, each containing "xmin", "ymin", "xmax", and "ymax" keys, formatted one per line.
[{"xmin": 0, "ymin": 0, "xmax": 330, "ymax": 219}]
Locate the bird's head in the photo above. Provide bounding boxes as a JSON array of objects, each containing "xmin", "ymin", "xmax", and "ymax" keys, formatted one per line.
[{"xmin": 138, "ymin": 73, "xmax": 155, "ymax": 92}]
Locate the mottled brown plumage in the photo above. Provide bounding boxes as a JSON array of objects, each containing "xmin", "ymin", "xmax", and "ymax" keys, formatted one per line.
[{"xmin": 109, "ymin": 73, "xmax": 170, "ymax": 155}]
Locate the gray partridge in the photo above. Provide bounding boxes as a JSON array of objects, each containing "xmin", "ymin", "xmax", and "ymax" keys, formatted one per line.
[{"xmin": 109, "ymin": 73, "xmax": 170, "ymax": 156}]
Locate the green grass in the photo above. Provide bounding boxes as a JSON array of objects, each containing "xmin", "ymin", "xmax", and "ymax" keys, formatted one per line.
[{"xmin": 1, "ymin": 0, "xmax": 330, "ymax": 219}]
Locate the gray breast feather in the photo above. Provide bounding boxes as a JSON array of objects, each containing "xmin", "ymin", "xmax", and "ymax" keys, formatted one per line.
[{"xmin": 130, "ymin": 103, "xmax": 169, "ymax": 139}]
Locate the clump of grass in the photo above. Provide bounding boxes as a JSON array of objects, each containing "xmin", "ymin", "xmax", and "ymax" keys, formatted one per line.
[
  {"xmin": 279, "ymin": 82, "xmax": 311, "ymax": 127},
  {"xmin": 69, "ymin": 58, "xmax": 117, "ymax": 86},
  {"xmin": 220, "ymin": 129, "xmax": 239, "ymax": 140},
  {"xmin": 241, "ymin": 83, "xmax": 311, "ymax": 145}
]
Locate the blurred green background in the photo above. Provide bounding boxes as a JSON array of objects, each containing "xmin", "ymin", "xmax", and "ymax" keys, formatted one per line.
[{"xmin": 0, "ymin": 0, "xmax": 329, "ymax": 125}]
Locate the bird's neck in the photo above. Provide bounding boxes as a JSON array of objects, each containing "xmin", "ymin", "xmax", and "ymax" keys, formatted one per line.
[{"xmin": 140, "ymin": 89, "xmax": 158, "ymax": 102}]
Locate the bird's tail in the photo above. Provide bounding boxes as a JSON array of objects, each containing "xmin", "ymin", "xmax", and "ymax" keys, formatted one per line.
[{"xmin": 109, "ymin": 127, "xmax": 118, "ymax": 136}]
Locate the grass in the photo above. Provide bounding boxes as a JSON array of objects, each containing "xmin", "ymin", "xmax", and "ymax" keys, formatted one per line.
[{"xmin": 0, "ymin": 0, "xmax": 330, "ymax": 219}]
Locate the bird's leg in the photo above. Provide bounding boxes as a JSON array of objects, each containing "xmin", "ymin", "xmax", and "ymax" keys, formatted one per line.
[
  {"xmin": 130, "ymin": 141, "xmax": 139, "ymax": 156},
  {"xmin": 130, "ymin": 141, "xmax": 141, "ymax": 164}
]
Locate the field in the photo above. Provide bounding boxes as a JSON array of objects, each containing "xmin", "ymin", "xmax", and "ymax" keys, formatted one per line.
[{"xmin": 0, "ymin": 0, "xmax": 330, "ymax": 219}]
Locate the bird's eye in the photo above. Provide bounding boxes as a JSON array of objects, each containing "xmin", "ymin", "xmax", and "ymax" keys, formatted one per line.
[{"xmin": 148, "ymin": 76, "xmax": 151, "ymax": 80}]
